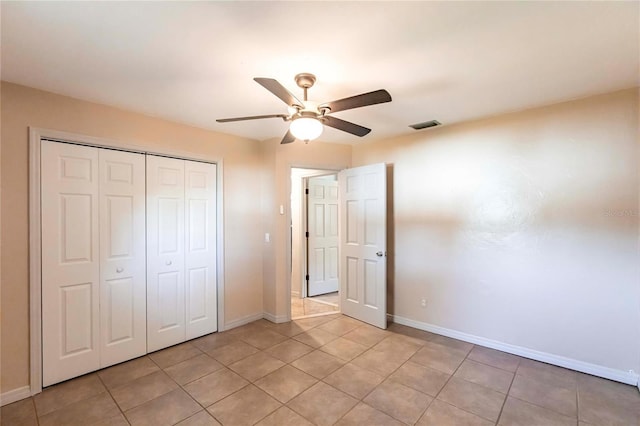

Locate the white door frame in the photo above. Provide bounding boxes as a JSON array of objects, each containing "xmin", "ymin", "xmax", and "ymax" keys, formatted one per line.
[
  {"xmin": 287, "ymin": 165, "xmax": 342, "ymax": 322},
  {"xmin": 29, "ymin": 127, "xmax": 226, "ymax": 395}
]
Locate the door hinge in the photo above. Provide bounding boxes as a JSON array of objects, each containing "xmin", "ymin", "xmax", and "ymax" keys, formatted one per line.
[
  {"xmin": 305, "ymin": 188, "xmax": 309, "ymax": 195},
  {"xmin": 305, "ymin": 274, "xmax": 309, "ymax": 281},
  {"xmin": 305, "ymin": 231, "xmax": 309, "ymax": 238}
]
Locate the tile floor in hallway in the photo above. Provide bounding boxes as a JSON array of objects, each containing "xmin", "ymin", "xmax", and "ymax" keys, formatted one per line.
[
  {"xmin": 2, "ymin": 313, "xmax": 639, "ymax": 426},
  {"xmin": 291, "ymin": 293, "xmax": 339, "ymax": 318}
]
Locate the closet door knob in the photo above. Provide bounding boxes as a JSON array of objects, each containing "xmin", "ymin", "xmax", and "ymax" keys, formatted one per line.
[
  {"xmin": 166, "ymin": 260, "xmax": 172, "ymax": 266},
  {"xmin": 116, "ymin": 267, "xmax": 124, "ymax": 273}
]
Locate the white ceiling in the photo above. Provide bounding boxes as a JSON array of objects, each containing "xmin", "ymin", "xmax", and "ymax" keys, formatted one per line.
[{"xmin": 2, "ymin": 2, "xmax": 638, "ymax": 145}]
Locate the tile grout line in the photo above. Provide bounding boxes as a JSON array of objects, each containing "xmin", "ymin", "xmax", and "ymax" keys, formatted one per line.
[
  {"xmin": 24, "ymin": 315, "xmax": 638, "ymax": 425},
  {"xmin": 316, "ymin": 323, "xmax": 429, "ymax": 424},
  {"xmin": 188, "ymin": 323, "xmax": 259, "ymax": 424},
  {"xmin": 575, "ymin": 377, "xmax": 581, "ymax": 424},
  {"xmin": 172, "ymin": 371, "xmax": 214, "ymax": 424},
  {"xmin": 183, "ymin": 368, "xmax": 251, "ymax": 425},
  {"xmin": 508, "ymin": 359, "xmax": 582, "ymax": 421},
  {"xmin": 95, "ymin": 367, "xmax": 132, "ymax": 425},
  {"xmin": 324, "ymin": 332, "xmax": 438, "ymax": 425},
  {"xmin": 185, "ymin": 317, "xmax": 343, "ymax": 425},
  {"xmin": 242, "ymin": 317, "xmax": 354, "ymax": 425},
  {"xmin": 373, "ymin": 332, "xmax": 481, "ymax": 424},
  {"xmin": 296, "ymin": 320, "xmax": 579, "ymax": 424},
  {"xmin": 466, "ymin": 352, "xmax": 521, "ymax": 374},
  {"xmin": 146, "ymin": 346, "xmax": 219, "ymax": 426},
  {"xmin": 254, "ymin": 320, "xmax": 361, "ymax": 423},
  {"xmin": 419, "ymin": 342, "xmax": 499, "ymax": 424},
  {"xmin": 502, "ymin": 378, "xmax": 580, "ymax": 421},
  {"xmin": 454, "ymin": 354, "xmax": 582, "ymax": 424},
  {"xmin": 281, "ymin": 318, "xmax": 370, "ymax": 425},
  {"xmin": 146, "ymin": 353, "xmax": 192, "ymax": 425},
  {"xmin": 317, "ymin": 357, "xmax": 373, "ymax": 424},
  {"xmin": 395, "ymin": 334, "xmax": 448, "ymax": 425},
  {"xmin": 175, "ymin": 331, "xmax": 272, "ymax": 424},
  {"xmin": 284, "ymin": 398, "xmax": 320, "ymax": 425},
  {"xmin": 430, "ymin": 339, "xmax": 584, "ymax": 424},
  {"xmin": 494, "ymin": 357, "xmax": 521, "ymax": 426},
  {"xmin": 32, "ymin": 395, "xmax": 42, "ymax": 426}
]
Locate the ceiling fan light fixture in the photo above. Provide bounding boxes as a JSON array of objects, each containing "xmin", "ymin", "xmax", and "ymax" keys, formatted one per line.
[
  {"xmin": 217, "ymin": 73, "xmax": 392, "ymax": 144},
  {"xmin": 290, "ymin": 116, "xmax": 323, "ymax": 142}
]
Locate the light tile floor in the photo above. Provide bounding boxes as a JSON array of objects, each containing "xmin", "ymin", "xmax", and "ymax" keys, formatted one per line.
[
  {"xmin": 291, "ymin": 293, "xmax": 339, "ymax": 318},
  {"xmin": 3, "ymin": 314, "xmax": 639, "ymax": 425}
]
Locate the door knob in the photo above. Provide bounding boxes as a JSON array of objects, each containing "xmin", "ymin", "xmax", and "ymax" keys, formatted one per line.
[
  {"xmin": 116, "ymin": 267, "xmax": 124, "ymax": 273},
  {"xmin": 376, "ymin": 251, "xmax": 384, "ymax": 257},
  {"xmin": 166, "ymin": 260, "xmax": 172, "ymax": 266}
]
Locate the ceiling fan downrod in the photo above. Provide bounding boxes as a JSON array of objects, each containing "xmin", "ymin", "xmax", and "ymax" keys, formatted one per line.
[{"xmin": 295, "ymin": 73, "xmax": 316, "ymax": 102}]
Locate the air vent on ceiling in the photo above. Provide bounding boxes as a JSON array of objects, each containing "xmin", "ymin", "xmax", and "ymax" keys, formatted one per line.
[{"xmin": 409, "ymin": 120, "xmax": 441, "ymax": 130}]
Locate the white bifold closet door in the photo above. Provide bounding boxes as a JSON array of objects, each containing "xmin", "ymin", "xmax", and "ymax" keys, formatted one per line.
[
  {"xmin": 147, "ymin": 155, "xmax": 217, "ymax": 352},
  {"xmin": 41, "ymin": 141, "xmax": 146, "ymax": 387},
  {"xmin": 99, "ymin": 148, "xmax": 147, "ymax": 367}
]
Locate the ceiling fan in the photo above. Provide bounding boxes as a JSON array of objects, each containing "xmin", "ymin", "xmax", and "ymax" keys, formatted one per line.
[{"xmin": 216, "ymin": 73, "xmax": 392, "ymax": 144}]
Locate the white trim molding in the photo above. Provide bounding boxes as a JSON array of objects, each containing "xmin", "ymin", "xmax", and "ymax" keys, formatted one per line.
[
  {"xmin": 224, "ymin": 312, "xmax": 265, "ymax": 330},
  {"xmin": 263, "ymin": 312, "xmax": 289, "ymax": 324},
  {"xmin": 28, "ymin": 128, "xmax": 43, "ymax": 396},
  {"xmin": 28, "ymin": 127, "xmax": 226, "ymax": 397},
  {"xmin": 0, "ymin": 386, "xmax": 31, "ymax": 407},
  {"xmin": 388, "ymin": 314, "xmax": 640, "ymax": 386}
]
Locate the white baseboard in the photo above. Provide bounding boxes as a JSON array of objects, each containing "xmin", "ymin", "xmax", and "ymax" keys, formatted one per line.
[
  {"xmin": 263, "ymin": 312, "xmax": 289, "ymax": 324},
  {"xmin": 223, "ymin": 312, "xmax": 264, "ymax": 331},
  {"xmin": 388, "ymin": 314, "xmax": 640, "ymax": 387},
  {"xmin": 1, "ymin": 386, "xmax": 31, "ymax": 407}
]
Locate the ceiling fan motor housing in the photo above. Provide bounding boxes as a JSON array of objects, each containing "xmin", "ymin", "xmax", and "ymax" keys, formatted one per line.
[{"xmin": 294, "ymin": 73, "xmax": 316, "ymax": 89}]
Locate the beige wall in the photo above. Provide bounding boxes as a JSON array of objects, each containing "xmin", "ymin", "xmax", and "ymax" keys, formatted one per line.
[
  {"xmin": 2, "ymin": 80, "xmax": 638, "ymax": 395},
  {"xmin": 260, "ymin": 138, "xmax": 351, "ymax": 321},
  {"xmin": 0, "ymin": 82, "xmax": 265, "ymax": 392},
  {"xmin": 353, "ymin": 88, "xmax": 640, "ymax": 374}
]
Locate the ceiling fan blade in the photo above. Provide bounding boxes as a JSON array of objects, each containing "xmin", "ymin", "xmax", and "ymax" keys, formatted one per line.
[
  {"xmin": 281, "ymin": 130, "xmax": 296, "ymax": 144},
  {"xmin": 321, "ymin": 116, "xmax": 371, "ymax": 137},
  {"xmin": 321, "ymin": 89, "xmax": 392, "ymax": 113},
  {"xmin": 216, "ymin": 114, "xmax": 287, "ymax": 123},
  {"xmin": 254, "ymin": 78, "xmax": 304, "ymax": 108}
]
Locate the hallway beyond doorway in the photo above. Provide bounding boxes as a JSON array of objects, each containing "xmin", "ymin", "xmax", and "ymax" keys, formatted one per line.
[{"xmin": 292, "ymin": 292, "xmax": 339, "ymax": 319}]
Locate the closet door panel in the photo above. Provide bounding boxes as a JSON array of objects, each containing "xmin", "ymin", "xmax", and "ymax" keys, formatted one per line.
[
  {"xmin": 41, "ymin": 141, "xmax": 100, "ymax": 387},
  {"xmin": 185, "ymin": 161, "xmax": 217, "ymax": 339},
  {"xmin": 99, "ymin": 149, "xmax": 146, "ymax": 367},
  {"xmin": 147, "ymin": 155, "xmax": 186, "ymax": 351}
]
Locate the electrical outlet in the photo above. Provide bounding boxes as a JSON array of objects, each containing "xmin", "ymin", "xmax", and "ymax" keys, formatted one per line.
[{"xmin": 421, "ymin": 298, "xmax": 427, "ymax": 308}]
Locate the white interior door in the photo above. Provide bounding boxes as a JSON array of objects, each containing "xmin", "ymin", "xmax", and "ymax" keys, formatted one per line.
[
  {"xmin": 339, "ymin": 163, "xmax": 387, "ymax": 329},
  {"xmin": 99, "ymin": 149, "xmax": 146, "ymax": 366},
  {"xmin": 184, "ymin": 160, "xmax": 217, "ymax": 339},
  {"xmin": 308, "ymin": 175, "xmax": 339, "ymax": 296},
  {"xmin": 42, "ymin": 141, "xmax": 101, "ymax": 386},
  {"xmin": 147, "ymin": 155, "xmax": 186, "ymax": 352}
]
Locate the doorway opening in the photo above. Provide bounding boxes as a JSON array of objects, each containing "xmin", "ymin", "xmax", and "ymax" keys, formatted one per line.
[{"xmin": 291, "ymin": 168, "xmax": 340, "ymax": 319}]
